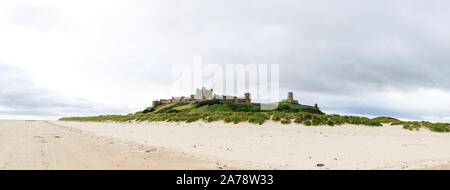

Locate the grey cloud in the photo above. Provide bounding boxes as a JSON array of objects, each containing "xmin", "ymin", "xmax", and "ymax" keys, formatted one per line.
[
  {"xmin": 93, "ymin": 0, "xmax": 450, "ymax": 95},
  {"xmin": 5, "ymin": 3, "xmax": 68, "ymax": 32},
  {"xmin": 0, "ymin": 63, "xmax": 127, "ymax": 117},
  {"xmin": 3, "ymin": 0, "xmax": 450, "ymax": 120},
  {"xmin": 176, "ymin": 0, "xmax": 450, "ymax": 95}
]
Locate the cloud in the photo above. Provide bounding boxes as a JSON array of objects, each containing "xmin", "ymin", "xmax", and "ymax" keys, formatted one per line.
[
  {"xmin": 0, "ymin": 63, "xmax": 129, "ymax": 118},
  {"xmin": 1, "ymin": 0, "xmax": 450, "ymax": 121},
  {"xmin": 4, "ymin": 3, "xmax": 67, "ymax": 32}
]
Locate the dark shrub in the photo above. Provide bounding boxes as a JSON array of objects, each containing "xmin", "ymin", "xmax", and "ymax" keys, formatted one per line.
[
  {"xmin": 294, "ymin": 117, "xmax": 303, "ymax": 124},
  {"xmin": 427, "ymin": 123, "xmax": 450, "ymax": 133},
  {"xmin": 281, "ymin": 119, "xmax": 291, "ymax": 124},
  {"xmin": 195, "ymin": 99, "xmax": 221, "ymax": 108},
  {"xmin": 142, "ymin": 107, "xmax": 155, "ymax": 113},
  {"xmin": 372, "ymin": 117, "xmax": 400, "ymax": 123},
  {"xmin": 312, "ymin": 119, "xmax": 321, "ymax": 126},
  {"xmin": 327, "ymin": 120, "xmax": 335, "ymax": 126},
  {"xmin": 303, "ymin": 120, "xmax": 312, "ymax": 126},
  {"xmin": 272, "ymin": 114, "xmax": 281, "ymax": 121}
]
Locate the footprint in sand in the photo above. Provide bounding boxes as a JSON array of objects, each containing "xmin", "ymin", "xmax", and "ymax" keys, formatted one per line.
[{"xmin": 33, "ymin": 136, "xmax": 47, "ymax": 143}]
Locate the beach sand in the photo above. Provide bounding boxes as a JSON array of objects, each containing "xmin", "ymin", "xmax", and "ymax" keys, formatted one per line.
[
  {"xmin": 1, "ymin": 120, "xmax": 450, "ymax": 170},
  {"xmin": 0, "ymin": 121, "xmax": 222, "ymax": 169}
]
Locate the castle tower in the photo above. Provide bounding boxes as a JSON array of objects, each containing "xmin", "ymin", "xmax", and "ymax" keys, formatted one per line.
[
  {"xmin": 244, "ymin": 93, "xmax": 251, "ymax": 104},
  {"xmin": 152, "ymin": 100, "xmax": 160, "ymax": 108},
  {"xmin": 287, "ymin": 92, "xmax": 294, "ymax": 102},
  {"xmin": 281, "ymin": 92, "xmax": 298, "ymax": 104},
  {"xmin": 202, "ymin": 87, "xmax": 206, "ymax": 99}
]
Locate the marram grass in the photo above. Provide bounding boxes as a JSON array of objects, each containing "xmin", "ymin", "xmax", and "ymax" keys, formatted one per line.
[{"xmin": 59, "ymin": 102, "xmax": 450, "ymax": 133}]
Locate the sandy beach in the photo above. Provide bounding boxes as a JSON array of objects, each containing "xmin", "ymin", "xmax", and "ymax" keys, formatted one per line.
[
  {"xmin": 1, "ymin": 120, "xmax": 450, "ymax": 170},
  {"xmin": 0, "ymin": 121, "xmax": 220, "ymax": 170}
]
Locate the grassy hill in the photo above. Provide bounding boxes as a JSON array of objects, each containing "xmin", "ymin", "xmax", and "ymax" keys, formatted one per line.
[{"xmin": 60, "ymin": 101, "xmax": 450, "ymax": 133}]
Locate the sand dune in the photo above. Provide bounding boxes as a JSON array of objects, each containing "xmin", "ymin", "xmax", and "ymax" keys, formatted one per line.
[{"xmin": 1, "ymin": 120, "xmax": 450, "ymax": 170}]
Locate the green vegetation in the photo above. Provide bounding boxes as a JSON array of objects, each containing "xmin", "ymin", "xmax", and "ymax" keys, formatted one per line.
[
  {"xmin": 428, "ymin": 123, "xmax": 450, "ymax": 133},
  {"xmin": 59, "ymin": 102, "xmax": 450, "ymax": 133},
  {"xmin": 194, "ymin": 99, "xmax": 221, "ymax": 108},
  {"xmin": 391, "ymin": 121, "xmax": 406, "ymax": 126},
  {"xmin": 281, "ymin": 119, "xmax": 291, "ymax": 124},
  {"xmin": 142, "ymin": 107, "xmax": 154, "ymax": 113},
  {"xmin": 272, "ymin": 114, "xmax": 281, "ymax": 121},
  {"xmin": 276, "ymin": 103, "xmax": 324, "ymax": 114},
  {"xmin": 154, "ymin": 103, "xmax": 188, "ymax": 113},
  {"xmin": 403, "ymin": 122, "xmax": 421, "ymax": 131},
  {"xmin": 248, "ymin": 112, "xmax": 270, "ymax": 125},
  {"xmin": 208, "ymin": 103, "xmax": 261, "ymax": 112},
  {"xmin": 372, "ymin": 117, "xmax": 400, "ymax": 123},
  {"xmin": 303, "ymin": 120, "xmax": 312, "ymax": 126},
  {"xmin": 399, "ymin": 121, "xmax": 450, "ymax": 132},
  {"xmin": 327, "ymin": 120, "xmax": 335, "ymax": 126}
]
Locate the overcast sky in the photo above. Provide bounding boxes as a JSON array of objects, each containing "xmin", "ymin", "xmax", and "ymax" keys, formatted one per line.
[{"xmin": 1, "ymin": 0, "xmax": 450, "ymax": 122}]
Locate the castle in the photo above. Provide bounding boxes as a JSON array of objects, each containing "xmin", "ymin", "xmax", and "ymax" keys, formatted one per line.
[
  {"xmin": 151, "ymin": 87, "xmax": 319, "ymax": 110},
  {"xmin": 151, "ymin": 87, "xmax": 251, "ymax": 108}
]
